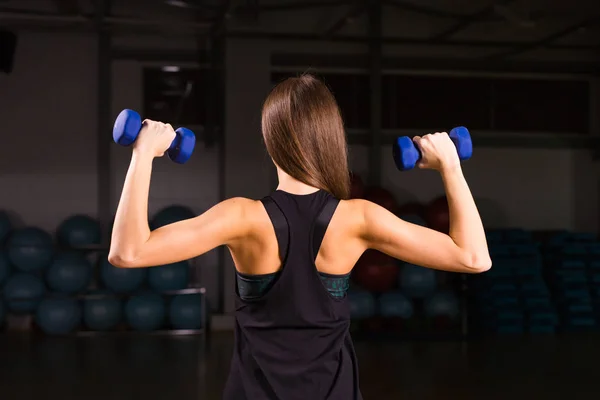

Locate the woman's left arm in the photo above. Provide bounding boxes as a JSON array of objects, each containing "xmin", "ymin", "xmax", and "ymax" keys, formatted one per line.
[{"xmin": 108, "ymin": 120, "xmax": 251, "ymax": 268}]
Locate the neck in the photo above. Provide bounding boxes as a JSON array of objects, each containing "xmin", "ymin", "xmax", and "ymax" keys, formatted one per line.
[{"xmin": 276, "ymin": 168, "xmax": 319, "ymax": 195}]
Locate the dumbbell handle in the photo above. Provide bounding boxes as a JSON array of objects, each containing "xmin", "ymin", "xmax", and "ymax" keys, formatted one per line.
[{"xmin": 392, "ymin": 126, "xmax": 472, "ymax": 171}]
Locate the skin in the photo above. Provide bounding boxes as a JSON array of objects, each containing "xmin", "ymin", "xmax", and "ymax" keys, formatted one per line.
[{"xmin": 109, "ymin": 121, "xmax": 491, "ymax": 276}]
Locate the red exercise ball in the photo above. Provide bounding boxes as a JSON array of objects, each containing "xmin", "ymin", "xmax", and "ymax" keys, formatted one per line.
[
  {"xmin": 352, "ymin": 250, "xmax": 399, "ymax": 293},
  {"xmin": 364, "ymin": 186, "xmax": 397, "ymax": 213},
  {"xmin": 425, "ymin": 196, "xmax": 450, "ymax": 234},
  {"xmin": 397, "ymin": 202, "xmax": 425, "ymax": 219},
  {"xmin": 350, "ymin": 173, "xmax": 365, "ymax": 199}
]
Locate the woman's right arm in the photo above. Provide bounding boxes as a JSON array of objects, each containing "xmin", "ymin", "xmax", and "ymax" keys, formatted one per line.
[{"xmin": 356, "ymin": 132, "xmax": 491, "ymax": 274}]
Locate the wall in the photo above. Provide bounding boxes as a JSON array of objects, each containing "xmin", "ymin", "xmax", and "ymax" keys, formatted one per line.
[
  {"xmin": 349, "ymin": 145, "xmax": 598, "ymax": 231},
  {"xmin": 0, "ymin": 29, "xmax": 598, "ymax": 319},
  {"xmin": 0, "ymin": 32, "xmax": 98, "ymax": 231},
  {"xmin": 110, "ymin": 60, "xmax": 222, "ymax": 308}
]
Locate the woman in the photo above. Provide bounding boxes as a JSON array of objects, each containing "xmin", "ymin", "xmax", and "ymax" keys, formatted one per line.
[{"xmin": 109, "ymin": 74, "xmax": 491, "ymax": 399}]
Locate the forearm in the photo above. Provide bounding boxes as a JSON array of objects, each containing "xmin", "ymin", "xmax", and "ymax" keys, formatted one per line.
[
  {"xmin": 109, "ymin": 151, "xmax": 154, "ymax": 263},
  {"xmin": 441, "ymin": 166, "xmax": 491, "ymax": 270}
]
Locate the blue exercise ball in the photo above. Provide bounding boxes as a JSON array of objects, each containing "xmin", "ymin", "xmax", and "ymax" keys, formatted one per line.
[
  {"xmin": 57, "ymin": 215, "xmax": 101, "ymax": 248},
  {"xmin": 7, "ymin": 227, "xmax": 54, "ymax": 272},
  {"xmin": 100, "ymin": 257, "xmax": 146, "ymax": 293},
  {"xmin": 169, "ymin": 294, "xmax": 204, "ymax": 330},
  {"xmin": 0, "ymin": 211, "xmax": 12, "ymax": 245},
  {"xmin": 46, "ymin": 252, "xmax": 92, "ymax": 294},
  {"xmin": 125, "ymin": 293, "xmax": 166, "ymax": 332},
  {"xmin": 0, "ymin": 252, "xmax": 12, "ymax": 288},
  {"xmin": 150, "ymin": 205, "xmax": 195, "ymax": 230},
  {"xmin": 379, "ymin": 291, "xmax": 413, "ymax": 319},
  {"xmin": 3, "ymin": 273, "xmax": 45, "ymax": 313},
  {"xmin": 36, "ymin": 297, "xmax": 81, "ymax": 335},
  {"xmin": 83, "ymin": 293, "xmax": 122, "ymax": 331},
  {"xmin": 348, "ymin": 289, "xmax": 376, "ymax": 320},
  {"xmin": 148, "ymin": 261, "xmax": 189, "ymax": 292},
  {"xmin": 425, "ymin": 290, "xmax": 460, "ymax": 319},
  {"xmin": 400, "ymin": 263, "xmax": 437, "ymax": 299},
  {"xmin": 399, "ymin": 214, "xmax": 426, "ymax": 226}
]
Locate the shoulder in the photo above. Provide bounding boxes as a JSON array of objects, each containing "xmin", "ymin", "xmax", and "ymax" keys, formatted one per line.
[
  {"xmin": 336, "ymin": 198, "xmax": 396, "ymax": 237},
  {"xmin": 212, "ymin": 197, "xmax": 270, "ymax": 236},
  {"xmin": 214, "ymin": 197, "xmax": 263, "ymax": 220},
  {"xmin": 334, "ymin": 198, "xmax": 371, "ymax": 230}
]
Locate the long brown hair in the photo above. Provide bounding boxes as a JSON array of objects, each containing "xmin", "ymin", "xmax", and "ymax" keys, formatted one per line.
[{"xmin": 261, "ymin": 74, "xmax": 350, "ymax": 200}]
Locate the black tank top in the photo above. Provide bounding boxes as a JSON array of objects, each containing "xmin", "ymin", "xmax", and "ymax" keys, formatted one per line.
[{"xmin": 223, "ymin": 189, "xmax": 362, "ymax": 400}]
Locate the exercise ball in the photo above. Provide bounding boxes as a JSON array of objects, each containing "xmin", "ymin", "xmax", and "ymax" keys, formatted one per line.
[
  {"xmin": 425, "ymin": 290, "xmax": 460, "ymax": 319},
  {"xmin": 7, "ymin": 227, "xmax": 54, "ymax": 272},
  {"xmin": 148, "ymin": 261, "xmax": 190, "ymax": 292},
  {"xmin": 400, "ymin": 263, "xmax": 437, "ymax": 299},
  {"xmin": 83, "ymin": 293, "xmax": 122, "ymax": 331},
  {"xmin": 397, "ymin": 202, "xmax": 425, "ymax": 218},
  {"xmin": 125, "ymin": 293, "xmax": 166, "ymax": 331},
  {"xmin": 57, "ymin": 215, "xmax": 101, "ymax": 248},
  {"xmin": 353, "ymin": 250, "xmax": 399, "ymax": 293},
  {"xmin": 0, "ymin": 210, "xmax": 12, "ymax": 245},
  {"xmin": 400, "ymin": 214, "xmax": 427, "ymax": 226},
  {"xmin": 100, "ymin": 258, "xmax": 146, "ymax": 293},
  {"xmin": 0, "ymin": 252, "xmax": 11, "ymax": 287},
  {"xmin": 36, "ymin": 297, "xmax": 81, "ymax": 335},
  {"xmin": 347, "ymin": 289, "xmax": 376, "ymax": 319},
  {"xmin": 350, "ymin": 173, "xmax": 365, "ymax": 199},
  {"xmin": 364, "ymin": 187, "xmax": 397, "ymax": 213},
  {"xmin": 425, "ymin": 196, "xmax": 449, "ymax": 234},
  {"xmin": 150, "ymin": 205, "xmax": 196, "ymax": 230},
  {"xmin": 379, "ymin": 291, "xmax": 413, "ymax": 319},
  {"xmin": 46, "ymin": 252, "xmax": 92, "ymax": 294},
  {"xmin": 169, "ymin": 294, "xmax": 203, "ymax": 330},
  {"xmin": 3, "ymin": 273, "xmax": 45, "ymax": 313}
]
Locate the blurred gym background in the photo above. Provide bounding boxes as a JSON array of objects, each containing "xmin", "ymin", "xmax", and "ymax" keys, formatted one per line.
[{"xmin": 0, "ymin": 0, "xmax": 599, "ymax": 398}]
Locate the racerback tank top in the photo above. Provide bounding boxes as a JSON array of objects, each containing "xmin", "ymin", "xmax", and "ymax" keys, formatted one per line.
[{"xmin": 223, "ymin": 189, "xmax": 362, "ymax": 400}]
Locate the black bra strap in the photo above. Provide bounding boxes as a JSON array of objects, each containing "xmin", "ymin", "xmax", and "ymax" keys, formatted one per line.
[
  {"xmin": 260, "ymin": 196, "xmax": 289, "ymax": 262},
  {"xmin": 312, "ymin": 196, "xmax": 340, "ymax": 261}
]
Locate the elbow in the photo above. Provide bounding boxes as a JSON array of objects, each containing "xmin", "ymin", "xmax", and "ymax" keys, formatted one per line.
[
  {"xmin": 467, "ymin": 254, "xmax": 492, "ymax": 274},
  {"xmin": 108, "ymin": 250, "xmax": 138, "ymax": 268}
]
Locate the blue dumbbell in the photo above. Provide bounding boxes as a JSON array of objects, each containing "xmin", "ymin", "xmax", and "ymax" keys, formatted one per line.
[
  {"xmin": 392, "ymin": 126, "xmax": 472, "ymax": 171},
  {"xmin": 112, "ymin": 109, "xmax": 196, "ymax": 164}
]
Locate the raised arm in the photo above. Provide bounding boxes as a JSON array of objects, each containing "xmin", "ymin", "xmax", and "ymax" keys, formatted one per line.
[
  {"xmin": 108, "ymin": 120, "xmax": 251, "ymax": 268},
  {"xmin": 357, "ymin": 132, "xmax": 491, "ymax": 274}
]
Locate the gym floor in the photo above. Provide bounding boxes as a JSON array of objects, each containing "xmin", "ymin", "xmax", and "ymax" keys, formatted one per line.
[{"xmin": 1, "ymin": 332, "xmax": 598, "ymax": 399}]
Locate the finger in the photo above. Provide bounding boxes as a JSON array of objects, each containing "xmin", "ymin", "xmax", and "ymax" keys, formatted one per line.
[
  {"xmin": 416, "ymin": 161, "xmax": 426, "ymax": 169},
  {"xmin": 412, "ymin": 136, "xmax": 421, "ymax": 144}
]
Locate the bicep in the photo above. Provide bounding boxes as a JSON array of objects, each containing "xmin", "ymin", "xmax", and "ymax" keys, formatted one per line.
[
  {"xmin": 360, "ymin": 200, "xmax": 477, "ymax": 273},
  {"xmin": 126, "ymin": 198, "xmax": 250, "ymax": 267}
]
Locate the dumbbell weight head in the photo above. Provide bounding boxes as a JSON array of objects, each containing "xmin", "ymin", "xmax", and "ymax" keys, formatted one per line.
[
  {"xmin": 393, "ymin": 136, "xmax": 421, "ymax": 171},
  {"xmin": 168, "ymin": 128, "xmax": 196, "ymax": 164},
  {"xmin": 449, "ymin": 126, "xmax": 472, "ymax": 161},
  {"xmin": 113, "ymin": 109, "xmax": 141, "ymax": 146}
]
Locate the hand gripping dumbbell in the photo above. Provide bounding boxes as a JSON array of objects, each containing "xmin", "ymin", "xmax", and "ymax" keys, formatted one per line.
[
  {"xmin": 112, "ymin": 109, "xmax": 196, "ymax": 164},
  {"xmin": 392, "ymin": 126, "xmax": 473, "ymax": 171}
]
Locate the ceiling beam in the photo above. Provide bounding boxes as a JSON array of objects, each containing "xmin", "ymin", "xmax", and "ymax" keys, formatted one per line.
[
  {"xmin": 384, "ymin": 0, "xmax": 464, "ymax": 19},
  {"xmin": 429, "ymin": 0, "xmax": 517, "ymax": 41},
  {"xmin": 226, "ymin": 31, "xmax": 599, "ymax": 51},
  {"xmin": 485, "ymin": 15, "xmax": 600, "ymax": 59},
  {"xmin": 53, "ymin": 0, "xmax": 80, "ymax": 15},
  {"xmin": 321, "ymin": 0, "xmax": 366, "ymax": 39},
  {"xmin": 254, "ymin": 1, "xmax": 351, "ymax": 12}
]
